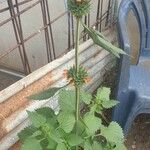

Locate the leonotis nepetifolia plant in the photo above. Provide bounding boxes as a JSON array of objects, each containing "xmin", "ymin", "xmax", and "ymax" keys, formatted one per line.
[{"xmin": 18, "ymin": 0, "xmax": 127, "ymax": 149}]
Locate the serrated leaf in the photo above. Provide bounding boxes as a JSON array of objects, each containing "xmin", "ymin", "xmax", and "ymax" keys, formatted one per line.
[
  {"xmin": 59, "ymin": 89, "xmax": 75, "ymax": 112},
  {"xmin": 27, "ymin": 111, "xmax": 46, "ymax": 128},
  {"xmin": 92, "ymin": 141, "xmax": 103, "ymax": 150},
  {"xmin": 101, "ymin": 122, "xmax": 124, "ymax": 144},
  {"xmin": 96, "ymin": 87, "xmax": 111, "ymax": 101},
  {"xmin": 21, "ymin": 138, "xmax": 42, "ymax": 150},
  {"xmin": 84, "ymin": 113, "xmax": 101, "ymax": 135},
  {"xmin": 57, "ymin": 112, "xmax": 75, "ymax": 133},
  {"xmin": 47, "ymin": 138, "xmax": 57, "ymax": 149},
  {"xmin": 76, "ymin": 120, "xmax": 86, "ymax": 136},
  {"xmin": 102, "ymin": 100, "xmax": 119, "ymax": 109},
  {"xmin": 84, "ymin": 139, "xmax": 93, "ymax": 150},
  {"xmin": 80, "ymin": 91, "xmax": 92, "ymax": 104},
  {"xmin": 83, "ymin": 24, "xmax": 127, "ymax": 58},
  {"xmin": 29, "ymin": 87, "xmax": 61, "ymax": 100},
  {"xmin": 66, "ymin": 134, "xmax": 84, "ymax": 146},
  {"xmin": 48, "ymin": 130, "xmax": 63, "ymax": 144},
  {"xmin": 36, "ymin": 107, "xmax": 57, "ymax": 126},
  {"xmin": 114, "ymin": 143, "xmax": 127, "ymax": 150},
  {"xmin": 18, "ymin": 126, "xmax": 37, "ymax": 142},
  {"xmin": 56, "ymin": 143, "xmax": 67, "ymax": 150}
]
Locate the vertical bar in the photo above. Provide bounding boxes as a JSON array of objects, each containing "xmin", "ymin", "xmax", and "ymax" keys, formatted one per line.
[
  {"xmin": 40, "ymin": 0, "xmax": 52, "ymax": 62},
  {"xmin": 8, "ymin": 0, "xmax": 31, "ymax": 74},
  {"xmin": 105, "ymin": 0, "xmax": 112, "ymax": 27},
  {"xmin": 15, "ymin": 0, "xmax": 31, "ymax": 74},
  {"xmin": 96, "ymin": 0, "xmax": 101, "ymax": 30},
  {"xmin": 99, "ymin": 0, "xmax": 103, "ymax": 31},
  {"xmin": 83, "ymin": 15, "xmax": 87, "ymax": 41},
  {"xmin": 45, "ymin": 0, "xmax": 56, "ymax": 59},
  {"xmin": 68, "ymin": 11, "xmax": 71, "ymax": 51},
  {"xmin": 71, "ymin": 14, "xmax": 75, "ymax": 48}
]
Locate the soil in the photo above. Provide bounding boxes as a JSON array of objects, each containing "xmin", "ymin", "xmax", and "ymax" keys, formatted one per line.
[{"xmin": 102, "ymin": 65, "xmax": 150, "ymax": 150}]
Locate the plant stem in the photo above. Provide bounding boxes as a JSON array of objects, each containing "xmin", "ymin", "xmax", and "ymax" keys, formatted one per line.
[{"xmin": 75, "ymin": 17, "xmax": 80, "ymax": 150}]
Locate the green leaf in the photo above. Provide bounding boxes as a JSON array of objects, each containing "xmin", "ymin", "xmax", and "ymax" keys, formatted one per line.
[
  {"xmin": 66, "ymin": 134, "xmax": 84, "ymax": 146},
  {"xmin": 29, "ymin": 87, "xmax": 61, "ymax": 100},
  {"xmin": 59, "ymin": 89, "xmax": 75, "ymax": 112},
  {"xmin": 101, "ymin": 122, "xmax": 124, "ymax": 144},
  {"xmin": 48, "ymin": 130, "xmax": 63, "ymax": 143},
  {"xmin": 83, "ymin": 24, "xmax": 127, "ymax": 58},
  {"xmin": 56, "ymin": 143, "xmax": 67, "ymax": 150},
  {"xmin": 102, "ymin": 100, "xmax": 119, "ymax": 109},
  {"xmin": 27, "ymin": 111, "xmax": 46, "ymax": 128},
  {"xmin": 84, "ymin": 113, "xmax": 101, "ymax": 135},
  {"xmin": 96, "ymin": 87, "xmax": 111, "ymax": 101},
  {"xmin": 92, "ymin": 141, "xmax": 103, "ymax": 150},
  {"xmin": 18, "ymin": 126, "xmax": 37, "ymax": 142},
  {"xmin": 36, "ymin": 107, "xmax": 57, "ymax": 126},
  {"xmin": 114, "ymin": 143, "xmax": 127, "ymax": 150},
  {"xmin": 84, "ymin": 139, "xmax": 93, "ymax": 150},
  {"xmin": 57, "ymin": 112, "xmax": 75, "ymax": 133},
  {"xmin": 47, "ymin": 138, "xmax": 57, "ymax": 149},
  {"xmin": 80, "ymin": 91, "xmax": 92, "ymax": 104},
  {"xmin": 21, "ymin": 138, "xmax": 42, "ymax": 150}
]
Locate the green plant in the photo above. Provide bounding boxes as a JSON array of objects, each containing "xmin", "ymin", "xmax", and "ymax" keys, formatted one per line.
[{"xmin": 18, "ymin": 1, "xmax": 127, "ymax": 150}]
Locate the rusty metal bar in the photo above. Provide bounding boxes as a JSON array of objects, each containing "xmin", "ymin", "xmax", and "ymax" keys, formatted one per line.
[
  {"xmin": 68, "ymin": 11, "xmax": 71, "ymax": 50},
  {"xmin": 0, "ymin": 0, "xmax": 35, "ymax": 13},
  {"xmin": 0, "ymin": 0, "xmax": 43, "ymax": 27},
  {"xmin": 7, "ymin": 0, "xmax": 31, "ymax": 74},
  {"xmin": 15, "ymin": 0, "xmax": 31, "ymax": 74},
  {"xmin": 71, "ymin": 14, "xmax": 75, "ymax": 49},
  {"xmin": 0, "ymin": 11, "xmax": 67, "ymax": 61},
  {"xmin": 40, "ymin": 0, "xmax": 52, "ymax": 62},
  {"xmin": 45, "ymin": 0, "xmax": 56, "ymax": 59}
]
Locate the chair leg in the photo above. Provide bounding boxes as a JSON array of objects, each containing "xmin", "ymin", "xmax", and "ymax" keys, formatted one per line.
[
  {"xmin": 123, "ymin": 100, "xmax": 150, "ymax": 135},
  {"xmin": 113, "ymin": 90, "xmax": 135, "ymax": 128}
]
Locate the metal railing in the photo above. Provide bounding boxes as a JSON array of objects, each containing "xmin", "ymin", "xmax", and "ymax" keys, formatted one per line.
[{"xmin": 0, "ymin": 0, "xmax": 116, "ymax": 75}]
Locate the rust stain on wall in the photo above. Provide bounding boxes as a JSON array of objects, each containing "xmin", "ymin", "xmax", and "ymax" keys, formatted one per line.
[{"xmin": 0, "ymin": 72, "xmax": 54, "ymax": 140}]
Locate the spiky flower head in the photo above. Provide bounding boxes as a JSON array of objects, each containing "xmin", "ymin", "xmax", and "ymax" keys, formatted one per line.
[{"xmin": 67, "ymin": 0, "xmax": 91, "ymax": 18}]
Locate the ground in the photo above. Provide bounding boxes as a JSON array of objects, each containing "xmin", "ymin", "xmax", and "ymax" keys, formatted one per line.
[{"xmin": 102, "ymin": 65, "xmax": 150, "ymax": 150}]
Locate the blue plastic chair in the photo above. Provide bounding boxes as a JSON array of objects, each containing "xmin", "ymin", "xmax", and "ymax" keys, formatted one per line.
[{"xmin": 113, "ymin": 0, "xmax": 150, "ymax": 135}]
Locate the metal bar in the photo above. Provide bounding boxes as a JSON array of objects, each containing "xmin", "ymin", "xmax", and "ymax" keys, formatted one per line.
[
  {"xmin": 68, "ymin": 11, "xmax": 71, "ymax": 50},
  {"xmin": 96, "ymin": 0, "xmax": 101, "ymax": 30},
  {"xmin": 99, "ymin": 0, "xmax": 103, "ymax": 31},
  {"xmin": 0, "ymin": 0, "xmax": 113, "ymax": 74},
  {"xmin": 45, "ymin": 0, "xmax": 56, "ymax": 59},
  {"xmin": 40, "ymin": 0, "xmax": 52, "ymax": 62},
  {"xmin": 71, "ymin": 14, "xmax": 75, "ymax": 49},
  {"xmin": 15, "ymin": 0, "xmax": 31, "ymax": 74},
  {"xmin": 0, "ymin": 0, "xmax": 43, "ymax": 27},
  {"xmin": 0, "ymin": 0, "xmax": 35, "ymax": 13},
  {"xmin": 105, "ymin": 0, "xmax": 112, "ymax": 27},
  {"xmin": 0, "ymin": 11, "xmax": 67, "ymax": 60},
  {"xmin": 7, "ymin": 0, "xmax": 30, "ymax": 74}
]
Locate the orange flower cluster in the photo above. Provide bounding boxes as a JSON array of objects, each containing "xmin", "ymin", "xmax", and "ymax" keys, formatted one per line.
[
  {"xmin": 84, "ymin": 77, "xmax": 92, "ymax": 84},
  {"xmin": 63, "ymin": 69, "xmax": 92, "ymax": 85}
]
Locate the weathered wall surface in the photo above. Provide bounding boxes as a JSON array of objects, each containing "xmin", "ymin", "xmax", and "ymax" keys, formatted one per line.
[{"xmin": 0, "ymin": 28, "xmax": 117, "ymax": 150}]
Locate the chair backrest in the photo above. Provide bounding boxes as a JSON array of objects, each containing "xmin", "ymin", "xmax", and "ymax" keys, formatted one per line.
[
  {"xmin": 117, "ymin": 0, "xmax": 150, "ymax": 93},
  {"xmin": 118, "ymin": 0, "xmax": 150, "ymax": 52}
]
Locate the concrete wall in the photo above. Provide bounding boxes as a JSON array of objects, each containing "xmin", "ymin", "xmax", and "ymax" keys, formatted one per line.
[{"xmin": 0, "ymin": 0, "xmax": 110, "ymax": 72}]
